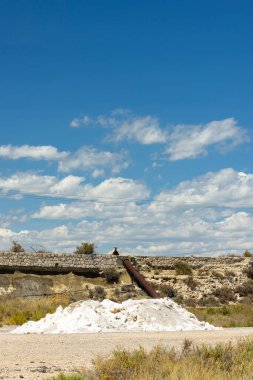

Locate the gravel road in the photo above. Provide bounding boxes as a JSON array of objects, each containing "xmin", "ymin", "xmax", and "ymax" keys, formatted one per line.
[{"xmin": 1, "ymin": 328, "xmax": 253, "ymax": 380}]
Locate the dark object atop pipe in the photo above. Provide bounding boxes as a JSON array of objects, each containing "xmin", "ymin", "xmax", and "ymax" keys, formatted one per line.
[
  {"xmin": 122, "ymin": 258, "xmax": 160, "ymax": 298},
  {"xmin": 112, "ymin": 247, "xmax": 119, "ymax": 255}
]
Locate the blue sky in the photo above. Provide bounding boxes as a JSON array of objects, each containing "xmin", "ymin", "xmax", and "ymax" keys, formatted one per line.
[{"xmin": 0, "ymin": 0, "xmax": 253, "ymax": 255}]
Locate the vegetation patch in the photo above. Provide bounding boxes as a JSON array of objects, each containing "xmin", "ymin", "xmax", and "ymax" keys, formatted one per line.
[
  {"xmin": 0, "ymin": 294, "xmax": 71, "ymax": 326},
  {"xmin": 104, "ymin": 269, "xmax": 120, "ymax": 284},
  {"xmin": 188, "ymin": 304, "xmax": 253, "ymax": 327},
  {"xmin": 174, "ymin": 260, "xmax": 193, "ymax": 276},
  {"xmin": 49, "ymin": 338, "xmax": 253, "ymax": 380},
  {"xmin": 74, "ymin": 242, "xmax": 95, "ymax": 255}
]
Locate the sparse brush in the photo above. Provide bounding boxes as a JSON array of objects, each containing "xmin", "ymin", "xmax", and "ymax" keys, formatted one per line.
[
  {"xmin": 104, "ymin": 269, "xmax": 120, "ymax": 284},
  {"xmin": 158, "ymin": 284, "xmax": 177, "ymax": 298},
  {"xmin": 174, "ymin": 260, "xmax": 193, "ymax": 276},
  {"xmin": 211, "ymin": 270, "xmax": 224, "ymax": 279},
  {"xmin": 213, "ymin": 286, "xmax": 236, "ymax": 304},
  {"xmin": 184, "ymin": 276, "xmax": 199, "ymax": 290},
  {"xmin": 244, "ymin": 264, "xmax": 253, "ymax": 279},
  {"xmin": 0, "ymin": 295, "xmax": 71, "ymax": 325},
  {"xmin": 188, "ymin": 304, "xmax": 253, "ymax": 327},
  {"xmin": 48, "ymin": 339, "xmax": 253, "ymax": 380}
]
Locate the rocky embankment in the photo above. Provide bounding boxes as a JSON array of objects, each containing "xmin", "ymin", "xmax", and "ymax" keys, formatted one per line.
[{"xmin": 0, "ymin": 254, "xmax": 252, "ymax": 307}]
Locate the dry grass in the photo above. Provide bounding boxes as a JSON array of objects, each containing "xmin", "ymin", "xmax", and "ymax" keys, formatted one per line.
[
  {"xmin": 188, "ymin": 304, "xmax": 253, "ymax": 328},
  {"xmin": 0, "ymin": 294, "xmax": 71, "ymax": 326},
  {"xmin": 49, "ymin": 338, "xmax": 253, "ymax": 380}
]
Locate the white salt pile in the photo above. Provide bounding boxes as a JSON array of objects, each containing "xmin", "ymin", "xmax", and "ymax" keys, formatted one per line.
[
  {"xmin": 12, "ymin": 298, "xmax": 219, "ymax": 334},
  {"xmin": 12, "ymin": 298, "xmax": 217, "ymax": 334}
]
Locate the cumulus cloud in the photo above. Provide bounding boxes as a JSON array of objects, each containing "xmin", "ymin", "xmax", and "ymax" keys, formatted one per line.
[
  {"xmin": 151, "ymin": 168, "xmax": 253, "ymax": 209},
  {"xmin": 0, "ymin": 144, "xmax": 130, "ymax": 176},
  {"xmin": 165, "ymin": 118, "xmax": 248, "ymax": 160},
  {"xmin": 0, "ymin": 172, "xmax": 149, "ymax": 201},
  {"xmin": 58, "ymin": 146, "xmax": 129, "ymax": 174},
  {"xmin": 27, "ymin": 167, "xmax": 253, "ymax": 255},
  {"xmin": 0, "ymin": 145, "xmax": 68, "ymax": 160},
  {"xmin": 2, "ymin": 208, "xmax": 253, "ymax": 255},
  {"xmin": 106, "ymin": 115, "xmax": 168, "ymax": 144},
  {"xmin": 95, "ymin": 110, "xmax": 168, "ymax": 144}
]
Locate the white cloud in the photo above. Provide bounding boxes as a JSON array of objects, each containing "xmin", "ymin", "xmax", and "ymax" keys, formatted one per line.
[
  {"xmin": 109, "ymin": 116, "xmax": 167, "ymax": 144},
  {"xmin": 58, "ymin": 146, "xmax": 129, "ymax": 174},
  {"xmin": 0, "ymin": 144, "xmax": 129, "ymax": 176},
  {"xmin": 2, "ymin": 208, "xmax": 253, "ymax": 255},
  {"xmin": 70, "ymin": 115, "xmax": 90, "ymax": 128},
  {"xmin": 92, "ymin": 169, "xmax": 105, "ymax": 178},
  {"xmin": 0, "ymin": 145, "xmax": 68, "ymax": 160},
  {"xmin": 70, "ymin": 118, "xmax": 80, "ymax": 128},
  {"xmin": 151, "ymin": 168, "xmax": 253, "ymax": 209},
  {"xmin": 165, "ymin": 118, "xmax": 248, "ymax": 160},
  {"xmin": 0, "ymin": 167, "xmax": 249, "ymax": 256},
  {"xmin": 96, "ymin": 110, "xmax": 167, "ymax": 144},
  {"xmin": 0, "ymin": 172, "xmax": 149, "ymax": 201},
  {"xmin": 27, "ymin": 167, "xmax": 253, "ymax": 255}
]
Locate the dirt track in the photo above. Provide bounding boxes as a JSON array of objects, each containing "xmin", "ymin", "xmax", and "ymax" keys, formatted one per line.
[{"xmin": 1, "ymin": 328, "xmax": 253, "ymax": 379}]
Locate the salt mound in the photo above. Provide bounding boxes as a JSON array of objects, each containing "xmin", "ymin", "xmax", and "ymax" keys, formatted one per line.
[{"xmin": 12, "ymin": 298, "xmax": 219, "ymax": 334}]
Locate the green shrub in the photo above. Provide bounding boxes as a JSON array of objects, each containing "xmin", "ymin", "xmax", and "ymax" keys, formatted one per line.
[
  {"xmin": 104, "ymin": 269, "xmax": 120, "ymax": 284},
  {"xmin": 74, "ymin": 242, "xmax": 95, "ymax": 255},
  {"xmin": 174, "ymin": 260, "xmax": 193, "ymax": 276}
]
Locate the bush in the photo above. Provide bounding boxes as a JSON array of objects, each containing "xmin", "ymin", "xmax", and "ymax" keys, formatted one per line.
[
  {"xmin": 224, "ymin": 270, "xmax": 236, "ymax": 277},
  {"xmin": 211, "ymin": 271, "xmax": 224, "ymax": 279},
  {"xmin": 104, "ymin": 269, "xmax": 120, "ymax": 284},
  {"xmin": 197, "ymin": 296, "xmax": 221, "ymax": 307},
  {"xmin": 243, "ymin": 250, "xmax": 253, "ymax": 257},
  {"xmin": 236, "ymin": 281, "xmax": 253, "ymax": 297},
  {"xmin": 184, "ymin": 276, "xmax": 199, "ymax": 290},
  {"xmin": 159, "ymin": 284, "xmax": 177, "ymax": 298},
  {"xmin": 244, "ymin": 264, "xmax": 253, "ymax": 279},
  {"xmin": 76, "ymin": 339, "xmax": 253, "ymax": 380},
  {"xmin": 10, "ymin": 241, "xmax": 25, "ymax": 253},
  {"xmin": 213, "ymin": 286, "xmax": 236, "ymax": 304},
  {"xmin": 89, "ymin": 286, "xmax": 106, "ymax": 301},
  {"xmin": 174, "ymin": 260, "xmax": 193, "ymax": 276},
  {"xmin": 74, "ymin": 242, "xmax": 95, "ymax": 255}
]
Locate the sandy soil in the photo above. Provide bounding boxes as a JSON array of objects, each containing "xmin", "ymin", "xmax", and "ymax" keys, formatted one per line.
[{"xmin": 0, "ymin": 328, "xmax": 253, "ymax": 379}]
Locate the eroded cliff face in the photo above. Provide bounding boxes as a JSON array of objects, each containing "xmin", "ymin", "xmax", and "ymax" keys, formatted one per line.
[
  {"xmin": 0, "ymin": 253, "xmax": 252, "ymax": 306},
  {"xmin": 135, "ymin": 256, "xmax": 252, "ymax": 306}
]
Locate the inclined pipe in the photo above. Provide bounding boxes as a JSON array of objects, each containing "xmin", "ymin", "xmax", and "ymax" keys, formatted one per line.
[{"xmin": 122, "ymin": 258, "xmax": 160, "ymax": 299}]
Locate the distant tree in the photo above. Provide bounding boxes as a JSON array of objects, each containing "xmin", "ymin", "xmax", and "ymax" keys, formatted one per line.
[
  {"xmin": 243, "ymin": 250, "xmax": 253, "ymax": 257},
  {"xmin": 74, "ymin": 242, "xmax": 95, "ymax": 255},
  {"xmin": 10, "ymin": 241, "xmax": 25, "ymax": 253}
]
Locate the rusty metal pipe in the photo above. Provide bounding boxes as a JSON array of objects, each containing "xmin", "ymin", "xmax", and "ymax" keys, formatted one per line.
[{"xmin": 122, "ymin": 258, "xmax": 160, "ymax": 298}]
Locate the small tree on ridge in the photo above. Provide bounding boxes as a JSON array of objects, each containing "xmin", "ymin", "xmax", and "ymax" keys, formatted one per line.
[{"xmin": 74, "ymin": 242, "xmax": 95, "ymax": 255}]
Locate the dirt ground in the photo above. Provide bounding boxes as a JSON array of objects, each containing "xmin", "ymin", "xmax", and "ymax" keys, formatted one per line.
[{"xmin": 0, "ymin": 328, "xmax": 253, "ymax": 380}]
